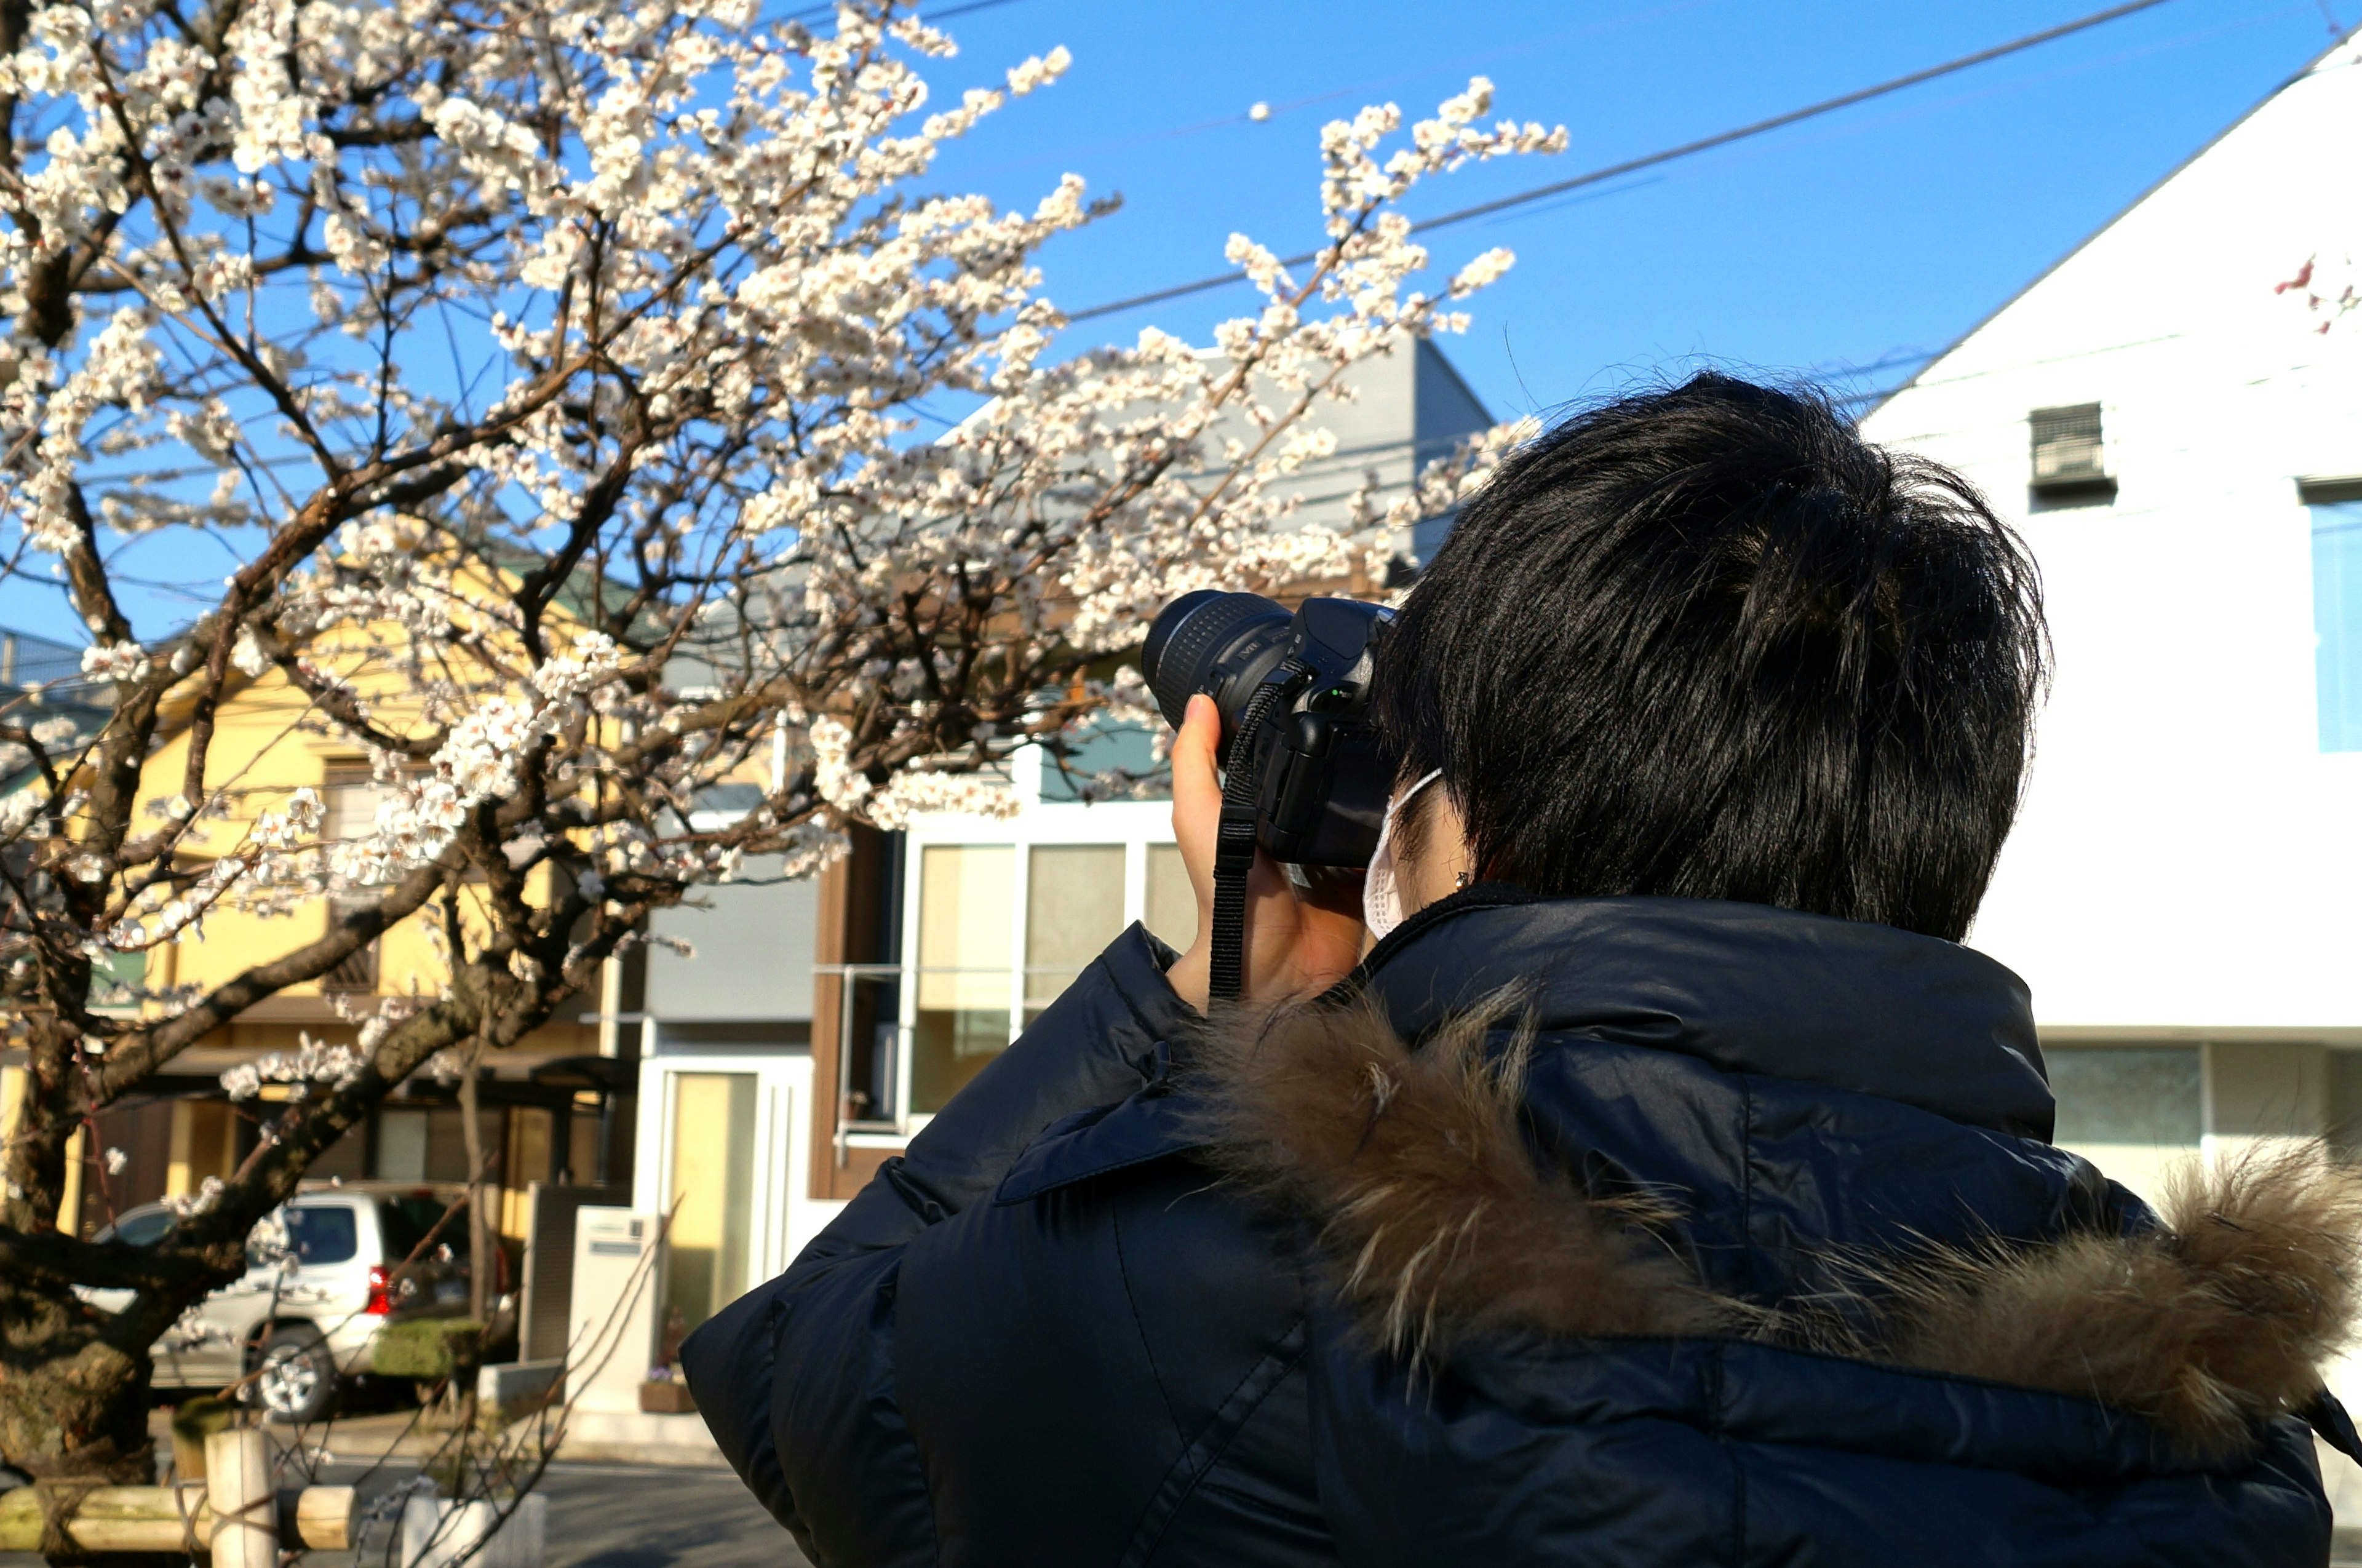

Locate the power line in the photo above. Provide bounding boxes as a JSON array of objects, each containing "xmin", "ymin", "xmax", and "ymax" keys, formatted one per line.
[
  {"xmin": 1065, "ymin": 0, "xmax": 2176, "ymax": 324},
  {"xmin": 779, "ymin": 0, "xmax": 1020, "ymax": 28}
]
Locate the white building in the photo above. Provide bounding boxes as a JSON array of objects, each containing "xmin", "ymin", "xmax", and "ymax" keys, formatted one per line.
[{"xmin": 1863, "ymin": 29, "xmax": 2362, "ymax": 1203}]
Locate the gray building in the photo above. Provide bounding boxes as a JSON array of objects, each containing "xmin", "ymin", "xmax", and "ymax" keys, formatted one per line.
[{"xmin": 644, "ymin": 858, "xmax": 821, "ymax": 1041}]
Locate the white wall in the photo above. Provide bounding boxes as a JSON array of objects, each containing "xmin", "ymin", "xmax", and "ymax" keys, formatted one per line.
[{"xmin": 1861, "ymin": 41, "xmax": 2362, "ymax": 1035}]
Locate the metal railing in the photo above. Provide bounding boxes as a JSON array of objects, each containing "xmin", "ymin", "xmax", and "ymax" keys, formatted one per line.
[{"xmin": 813, "ymin": 964, "xmax": 905, "ymax": 1166}]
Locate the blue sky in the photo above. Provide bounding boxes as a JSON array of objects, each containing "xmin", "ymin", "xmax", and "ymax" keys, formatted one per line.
[
  {"xmin": 2, "ymin": 0, "xmax": 2345, "ymax": 646},
  {"xmin": 929, "ymin": 0, "xmax": 2348, "ymax": 418}
]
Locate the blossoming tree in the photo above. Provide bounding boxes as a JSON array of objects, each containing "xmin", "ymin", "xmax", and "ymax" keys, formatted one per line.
[{"xmin": 0, "ymin": 0, "xmax": 1557, "ymax": 1497}]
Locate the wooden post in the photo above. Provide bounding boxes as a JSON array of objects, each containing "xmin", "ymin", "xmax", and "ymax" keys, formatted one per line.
[
  {"xmin": 288, "ymin": 1486, "xmax": 357, "ymax": 1550},
  {"xmin": 204, "ymin": 1427, "xmax": 273, "ymax": 1568}
]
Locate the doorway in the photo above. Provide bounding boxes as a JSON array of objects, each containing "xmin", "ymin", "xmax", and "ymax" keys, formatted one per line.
[{"xmin": 633, "ymin": 1047, "xmax": 816, "ymax": 1355}]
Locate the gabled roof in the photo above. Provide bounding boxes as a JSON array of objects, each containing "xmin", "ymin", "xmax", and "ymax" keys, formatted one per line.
[{"xmin": 1870, "ymin": 24, "xmax": 2362, "ymax": 413}]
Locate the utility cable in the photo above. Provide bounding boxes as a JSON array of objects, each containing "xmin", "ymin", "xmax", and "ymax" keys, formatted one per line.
[
  {"xmin": 1065, "ymin": 0, "xmax": 2176, "ymax": 323},
  {"xmin": 780, "ymin": 0, "xmax": 1020, "ymax": 28}
]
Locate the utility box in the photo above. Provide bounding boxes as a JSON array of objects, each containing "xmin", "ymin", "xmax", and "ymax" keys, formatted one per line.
[
  {"xmin": 569, "ymin": 1208, "xmax": 664, "ymax": 1414},
  {"xmin": 519, "ymin": 1181, "xmax": 629, "ymax": 1361}
]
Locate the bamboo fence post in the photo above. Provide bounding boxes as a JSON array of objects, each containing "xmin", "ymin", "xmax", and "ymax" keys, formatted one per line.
[
  {"xmin": 203, "ymin": 1428, "xmax": 273, "ymax": 1568},
  {"xmin": 0, "ymin": 1479, "xmax": 355, "ymax": 1554}
]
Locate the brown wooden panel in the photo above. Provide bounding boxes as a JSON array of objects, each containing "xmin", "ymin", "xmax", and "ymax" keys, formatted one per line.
[{"xmin": 818, "ymin": 1142, "xmax": 898, "ymax": 1203}]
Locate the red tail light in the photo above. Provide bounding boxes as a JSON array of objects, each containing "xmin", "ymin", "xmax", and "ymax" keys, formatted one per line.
[{"xmin": 364, "ymin": 1265, "xmax": 392, "ymax": 1316}]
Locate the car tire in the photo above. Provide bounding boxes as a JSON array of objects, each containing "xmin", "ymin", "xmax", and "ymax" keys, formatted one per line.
[{"xmin": 247, "ymin": 1325, "xmax": 337, "ymax": 1425}]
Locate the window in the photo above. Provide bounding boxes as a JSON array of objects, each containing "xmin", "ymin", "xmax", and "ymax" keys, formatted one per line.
[
  {"xmin": 2048, "ymin": 1046, "xmax": 2202, "ymax": 1146},
  {"xmin": 322, "ymin": 763, "xmax": 394, "ymax": 850},
  {"xmin": 914, "ymin": 845, "xmax": 1014, "ymax": 1113},
  {"xmin": 2046, "ymin": 1044, "xmax": 2201, "ymax": 1204},
  {"xmin": 2308, "ymin": 491, "xmax": 2362, "ymax": 752},
  {"xmin": 2029, "ymin": 403, "xmax": 2115, "ymax": 504},
  {"xmin": 280, "ymin": 1204, "xmax": 359, "ymax": 1266},
  {"xmin": 1025, "ymin": 846, "xmax": 1126, "ymax": 1025},
  {"xmin": 877, "ymin": 764, "xmax": 1180, "ymax": 1128},
  {"xmin": 664, "ymin": 1072, "xmax": 757, "ymax": 1335},
  {"xmin": 320, "ymin": 895, "xmax": 380, "ymax": 992},
  {"xmin": 322, "ymin": 763, "xmax": 391, "ymax": 990},
  {"xmin": 378, "ymin": 1195, "xmax": 465, "ymax": 1260},
  {"xmin": 1038, "ymin": 723, "xmax": 1170, "ymax": 803},
  {"xmin": 907, "ymin": 840, "xmax": 1142, "ymax": 1105}
]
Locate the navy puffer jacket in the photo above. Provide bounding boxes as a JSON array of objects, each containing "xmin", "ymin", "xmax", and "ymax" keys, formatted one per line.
[{"xmin": 685, "ymin": 889, "xmax": 2358, "ymax": 1566}]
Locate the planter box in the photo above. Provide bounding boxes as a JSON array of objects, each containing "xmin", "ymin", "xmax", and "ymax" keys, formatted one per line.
[
  {"xmin": 479, "ymin": 1359, "xmax": 566, "ymax": 1421},
  {"xmin": 637, "ymin": 1380, "xmax": 696, "ymax": 1415}
]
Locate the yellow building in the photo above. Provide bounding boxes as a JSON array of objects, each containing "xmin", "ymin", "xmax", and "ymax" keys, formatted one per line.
[{"xmin": 20, "ymin": 565, "xmax": 636, "ymax": 1261}]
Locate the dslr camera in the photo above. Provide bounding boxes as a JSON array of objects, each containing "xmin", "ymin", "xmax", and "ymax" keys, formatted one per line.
[{"xmin": 1141, "ymin": 590, "xmax": 1394, "ymax": 868}]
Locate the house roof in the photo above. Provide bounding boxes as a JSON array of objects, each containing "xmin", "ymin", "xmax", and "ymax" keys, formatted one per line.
[{"xmin": 1869, "ymin": 23, "xmax": 2362, "ymax": 413}]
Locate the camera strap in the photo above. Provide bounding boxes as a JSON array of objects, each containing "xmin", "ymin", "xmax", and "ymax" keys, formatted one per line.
[{"xmin": 1208, "ymin": 663, "xmax": 1308, "ymax": 1004}]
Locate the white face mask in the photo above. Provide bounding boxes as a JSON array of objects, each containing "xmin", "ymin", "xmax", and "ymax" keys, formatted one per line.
[{"xmin": 1362, "ymin": 768, "xmax": 1445, "ymax": 941}]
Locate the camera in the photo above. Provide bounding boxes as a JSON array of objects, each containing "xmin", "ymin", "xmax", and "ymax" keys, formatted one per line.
[{"xmin": 1140, "ymin": 590, "xmax": 1394, "ymax": 867}]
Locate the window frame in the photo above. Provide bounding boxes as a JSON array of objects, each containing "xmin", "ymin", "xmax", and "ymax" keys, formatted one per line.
[
  {"xmin": 885, "ymin": 746, "xmax": 1177, "ymax": 1135},
  {"xmin": 2305, "ymin": 491, "xmax": 2362, "ymax": 753}
]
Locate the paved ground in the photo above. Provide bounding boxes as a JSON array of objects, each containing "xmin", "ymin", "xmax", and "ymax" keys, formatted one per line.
[
  {"xmin": 312, "ymin": 1457, "xmax": 808, "ymax": 1568},
  {"xmin": 522, "ymin": 1463, "xmax": 806, "ymax": 1568}
]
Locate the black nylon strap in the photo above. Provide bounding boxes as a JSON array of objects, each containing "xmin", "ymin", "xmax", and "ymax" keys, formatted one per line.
[{"xmin": 1208, "ymin": 664, "xmax": 1308, "ymax": 1003}]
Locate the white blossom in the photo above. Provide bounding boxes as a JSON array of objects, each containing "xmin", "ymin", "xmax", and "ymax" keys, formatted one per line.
[
  {"xmin": 165, "ymin": 1176, "xmax": 226, "ymax": 1219},
  {"xmin": 80, "ymin": 643, "xmax": 150, "ymax": 683},
  {"xmin": 0, "ymin": 0, "xmax": 1562, "ymax": 1272},
  {"xmin": 220, "ymin": 1033, "xmax": 364, "ymax": 1102}
]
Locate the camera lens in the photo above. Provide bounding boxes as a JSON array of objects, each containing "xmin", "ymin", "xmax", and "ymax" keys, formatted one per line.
[{"xmin": 1141, "ymin": 591, "xmax": 1295, "ymax": 735}]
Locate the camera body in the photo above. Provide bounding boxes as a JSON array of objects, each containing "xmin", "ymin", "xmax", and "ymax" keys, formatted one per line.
[{"xmin": 1141, "ymin": 590, "xmax": 1394, "ymax": 867}]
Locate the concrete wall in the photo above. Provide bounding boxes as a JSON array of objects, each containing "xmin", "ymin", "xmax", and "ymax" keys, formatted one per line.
[{"xmin": 1190, "ymin": 335, "xmax": 1493, "ymax": 552}]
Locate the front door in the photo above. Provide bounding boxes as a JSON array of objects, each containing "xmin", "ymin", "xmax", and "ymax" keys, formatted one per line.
[{"xmin": 635, "ymin": 1051, "xmax": 815, "ymax": 1355}]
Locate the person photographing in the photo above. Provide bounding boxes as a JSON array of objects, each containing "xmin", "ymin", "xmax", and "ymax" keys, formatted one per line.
[{"xmin": 687, "ymin": 373, "xmax": 2360, "ymax": 1566}]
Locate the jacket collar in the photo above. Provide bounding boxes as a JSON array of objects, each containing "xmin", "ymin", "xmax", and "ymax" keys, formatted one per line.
[{"xmin": 1337, "ymin": 888, "xmax": 2054, "ymax": 1140}]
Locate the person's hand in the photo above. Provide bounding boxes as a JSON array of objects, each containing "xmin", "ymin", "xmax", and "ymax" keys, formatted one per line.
[{"xmin": 1164, "ymin": 694, "xmax": 1368, "ymax": 1013}]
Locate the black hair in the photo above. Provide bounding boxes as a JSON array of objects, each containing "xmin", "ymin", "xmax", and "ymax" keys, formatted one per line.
[{"xmin": 1375, "ymin": 372, "xmax": 2046, "ymax": 942}]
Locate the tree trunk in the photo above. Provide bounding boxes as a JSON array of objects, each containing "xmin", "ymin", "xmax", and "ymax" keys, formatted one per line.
[
  {"xmin": 458, "ymin": 1046, "xmax": 491, "ymax": 1325},
  {"xmin": 0, "ymin": 1284, "xmax": 168, "ymax": 1564}
]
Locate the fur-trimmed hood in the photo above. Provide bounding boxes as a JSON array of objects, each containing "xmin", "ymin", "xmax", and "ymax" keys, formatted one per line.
[{"xmin": 1193, "ymin": 985, "xmax": 2362, "ymax": 1462}]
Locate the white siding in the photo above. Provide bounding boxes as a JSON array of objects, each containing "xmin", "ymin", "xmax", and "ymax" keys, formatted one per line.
[{"xmin": 1861, "ymin": 40, "xmax": 2362, "ymax": 1037}]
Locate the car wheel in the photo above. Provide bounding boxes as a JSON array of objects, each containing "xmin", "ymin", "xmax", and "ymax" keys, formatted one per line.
[{"xmin": 248, "ymin": 1326, "xmax": 336, "ymax": 1425}]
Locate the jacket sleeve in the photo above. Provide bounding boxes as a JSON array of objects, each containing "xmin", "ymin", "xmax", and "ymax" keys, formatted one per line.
[{"xmin": 682, "ymin": 922, "xmax": 1197, "ymax": 1556}]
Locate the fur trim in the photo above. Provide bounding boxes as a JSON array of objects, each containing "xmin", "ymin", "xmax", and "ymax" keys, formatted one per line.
[
  {"xmin": 1191, "ymin": 991, "xmax": 1745, "ymax": 1359},
  {"xmin": 1855, "ymin": 1147, "xmax": 2362, "ymax": 1459},
  {"xmin": 1189, "ymin": 997, "xmax": 2362, "ymax": 1457}
]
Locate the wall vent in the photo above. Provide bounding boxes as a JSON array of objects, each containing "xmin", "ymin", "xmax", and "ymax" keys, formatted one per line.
[{"xmin": 2029, "ymin": 403, "xmax": 2116, "ymax": 505}]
